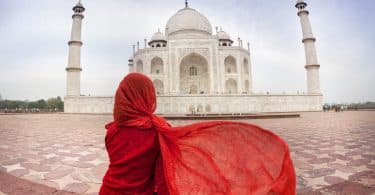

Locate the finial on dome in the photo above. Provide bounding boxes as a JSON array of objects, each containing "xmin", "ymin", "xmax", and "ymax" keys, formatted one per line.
[{"xmin": 185, "ymin": 0, "xmax": 188, "ymax": 8}]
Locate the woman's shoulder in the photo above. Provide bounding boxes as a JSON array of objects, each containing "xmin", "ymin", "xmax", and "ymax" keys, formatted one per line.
[
  {"xmin": 105, "ymin": 121, "xmax": 116, "ymax": 130},
  {"xmin": 105, "ymin": 122, "xmax": 155, "ymax": 141}
]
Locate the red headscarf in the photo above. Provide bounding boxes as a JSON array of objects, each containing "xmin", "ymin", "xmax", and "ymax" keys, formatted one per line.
[{"xmin": 100, "ymin": 73, "xmax": 296, "ymax": 195}]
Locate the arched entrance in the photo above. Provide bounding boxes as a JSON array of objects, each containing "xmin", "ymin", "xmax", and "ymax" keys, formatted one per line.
[
  {"xmin": 243, "ymin": 58, "xmax": 249, "ymax": 74},
  {"xmin": 205, "ymin": 104, "xmax": 211, "ymax": 112},
  {"xmin": 189, "ymin": 85, "xmax": 198, "ymax": 94},
  {"xmin": 136, "ymin": 60, "xmax": 143, "ymax": 72},
  {"xmin": 244, "ymin": 80, "xmax": 250, "ymax": 93},
  {"xmin": 224, "ymin": 56, "xmax": 237, "ymax": 73},
  {"xmin": 153, "ymin": 79, "xmax": 164, "ymax": 94},
  {"xmin": 225, "ymin": 79, "xmax": 238, "ymax": 94},
  {"xmin": 180, "ymin": 53, "xmax": 209, "ymax": 94},
  {"xmin": 151, "ymin": 57, "xmax": 163, "ymax": 74}
]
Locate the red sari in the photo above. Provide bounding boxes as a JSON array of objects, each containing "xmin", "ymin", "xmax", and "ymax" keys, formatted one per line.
[{"xmin": 100, "ymin": 73, "xmax": 296, "ymax": 195}]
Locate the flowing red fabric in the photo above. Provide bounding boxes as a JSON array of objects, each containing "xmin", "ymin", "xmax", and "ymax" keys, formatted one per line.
[{"xmin": 100, "ymin": 73, "xmax": 296, "ymax": 195}]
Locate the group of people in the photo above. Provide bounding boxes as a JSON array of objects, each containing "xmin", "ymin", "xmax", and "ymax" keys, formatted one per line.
[
  {"xmin": 2, "ymin": 107, "xmax": 59, "ymax": 113},
  {"xmin": 99, "ymin": 73, "xmax": 296, "ymax": 195},
  {"xmin": 323, "ymin": 104, "xmax": 348, "ymax": 112}
]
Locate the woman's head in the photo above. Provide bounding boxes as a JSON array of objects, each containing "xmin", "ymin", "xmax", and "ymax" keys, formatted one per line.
[{"xmin": 114, "ymin": 73, "xmax": 156, "ymax": 127}]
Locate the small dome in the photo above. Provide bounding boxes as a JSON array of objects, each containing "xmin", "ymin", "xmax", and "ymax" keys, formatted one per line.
[
  {"xmin": 295, "ymin": 0, "xmax": 307, "ymax": 8},
  {"xmin": 217, "ymin": 30, "xmax": 231, "ymax": 40},
  {"xmin": 166, "ymin": 7, "xmax": 212, "ymax": 36},
  {"xmin": 73, "ymin": 1, "xmax": 85, "ymax": 13},
  {"xmin": 150, "ymin": 31, "xmax": 166, "ymax": 42}
]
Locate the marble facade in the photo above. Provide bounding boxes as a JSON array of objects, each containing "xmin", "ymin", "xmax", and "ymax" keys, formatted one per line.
[{"xmin": 64, "ymin": 1, "xmax": 323, "ymax": 114}]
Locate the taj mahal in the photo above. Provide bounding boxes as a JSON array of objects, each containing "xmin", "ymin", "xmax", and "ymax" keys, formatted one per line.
[{"xmin": 64, "ymin": 0, "xmax": 323, "ymax": 114}]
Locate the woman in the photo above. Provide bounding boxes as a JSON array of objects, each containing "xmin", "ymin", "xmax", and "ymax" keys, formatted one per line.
[{"xmin": 100, "ymin": 73, "xmax": 296, "ymax": 195}]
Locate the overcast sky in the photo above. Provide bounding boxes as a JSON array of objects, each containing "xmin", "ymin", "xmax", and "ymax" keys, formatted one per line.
[{"xmin": 0, "ymin": 0, "xmax": 374, "ymax": 103}]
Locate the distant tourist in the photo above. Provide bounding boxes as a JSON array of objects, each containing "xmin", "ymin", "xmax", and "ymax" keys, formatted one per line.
[{"xmin": 99, "ymin": 73, "xmax": 296, "ymax": 195}]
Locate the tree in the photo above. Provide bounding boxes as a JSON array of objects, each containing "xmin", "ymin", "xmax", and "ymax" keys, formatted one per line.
[
  {"xmin": 27, "ymin": 101, "xmax": 38, "ymax": 109},
  {"xmin": 0, "ymin": 100, "xmax": 26, "ymax": 109},
  {"xmin": 46, "ymin": 96, "xmax": 64, "ymax": 111},
  {"xmin": 0, "ymin": 97, "xmax": 64, "ymax": 112},
  {"xmin": 56, "ymin": 96, "xmax": 64, "ymax": 110},
  {"xmin": 36, "ymin": 99, "xmax": 48, "ymax": 109}
]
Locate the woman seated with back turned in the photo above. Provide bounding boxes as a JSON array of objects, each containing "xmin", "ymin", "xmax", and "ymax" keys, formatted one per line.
[{"xmin": 99, "ymin": 73, "xmax": 296, "ymax": 195}]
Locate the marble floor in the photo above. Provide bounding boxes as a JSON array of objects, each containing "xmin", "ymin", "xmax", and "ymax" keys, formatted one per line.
[{"xmin": 0, "ymin": 111, "xmax": 374, "ymax": 194}]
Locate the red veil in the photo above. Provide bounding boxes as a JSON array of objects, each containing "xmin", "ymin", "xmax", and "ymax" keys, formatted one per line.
[{"xmin": 100, "ymin": 73, "xmax": 296, "ymax": 195}]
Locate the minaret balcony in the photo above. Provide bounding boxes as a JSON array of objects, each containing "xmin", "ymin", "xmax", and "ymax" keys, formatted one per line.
[
  {"xmin": 302, "ymin": 37, "xmax": 316, "ymax": 43},
  {"xmin": 66, "ymin": 67, "xmax": 82, "ymax": 71},
  {"xmin": 297, "ymin": 10, "xmax": 309, "ymax": 16},
  {"xmin": 72, "ymin": 14, "xmax": 84, "ymax": 19},
  {"xmin": 68, "ymin": 40, "xmax": 83, "ymax": 46},
  {"xmin": 304, "ymin": 64, "xmax": 320, "ymax": 69}
]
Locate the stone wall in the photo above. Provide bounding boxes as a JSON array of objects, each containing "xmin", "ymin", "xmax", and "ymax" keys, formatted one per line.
[
  {"xmin": 64, "ymin": 94, "xmax": 323, "ymax": 114},
  {"xmin": 64, "ymin": 96, "xmax": 114, "ymax": 113}
]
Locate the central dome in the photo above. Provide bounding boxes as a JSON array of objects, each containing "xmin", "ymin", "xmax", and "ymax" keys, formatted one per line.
[{"xmin": 166, "ymin": 7, "xmax": 212, "ymax": 36}]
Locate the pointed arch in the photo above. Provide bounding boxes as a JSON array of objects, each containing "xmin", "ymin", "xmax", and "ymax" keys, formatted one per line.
[
  {"xmin": 136, "ymin": 60, "xmax": 143, "ymax": 72},
  {"xmin": 197, "ymin": 104, "xmax": 203, "ymax": 113},
  {"xmin": 224, "ymin": 56, "xmax": 237, "ymax": 73},
  {"xmin": 189, "ymin": 84, "xmax": 198, "ymax": 94},
  {"xmin": 243, "ymin": 58, "xmax": 249, "ymax": 74},
  {"xmin": 205, "ymin": 104, "xmax": 211, "ymax": 113},
  {"xmin": 244, "ymin": 80, "xmax": 250, "ymax": 93},
  {"xmin": 225, "ymin": 78, "xmax": 238, "ymax": 94},
  {"xmin": 151, "ymin": 57, "xmax": 163, "ymax": 74},
  {"xmin": 180, "ymin": 53, "xmax": 209, "ymax": 94},
  {"xmin": 188, "ymin": 105, "xmax": 195, "ymax": 114},
  {"xmin": 153, "ymin": 79, "xmax": 164, "ymax": 95}
]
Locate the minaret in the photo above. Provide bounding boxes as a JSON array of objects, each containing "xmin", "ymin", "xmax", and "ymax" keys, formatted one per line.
[
  {"xmin": 296, "ymin": 0, "xmax": 321, "ymax": 95},
  {"xmin": 66, "ymin": 1, "xmax": 85, "ymax": 96}
]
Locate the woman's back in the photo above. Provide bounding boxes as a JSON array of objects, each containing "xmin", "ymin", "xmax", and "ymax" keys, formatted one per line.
[
  {"xmin": 100, "ymin": 122, "xmax": 160, "ymax": 195},
  {"xmin": 99, "ymin": 73, "xmax": 296, "ymax": 194}
]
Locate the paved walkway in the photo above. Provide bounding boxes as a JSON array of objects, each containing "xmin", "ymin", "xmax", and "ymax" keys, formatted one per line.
[{"xmin": 0, "ymin": 111, "xmax": 374, "ymax": 194}]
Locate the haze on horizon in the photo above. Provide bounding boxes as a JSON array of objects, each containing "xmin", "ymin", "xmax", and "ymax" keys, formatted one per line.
[{"xmin": 0, "ymin": 0, "xmax": 374, "ymax": 104}]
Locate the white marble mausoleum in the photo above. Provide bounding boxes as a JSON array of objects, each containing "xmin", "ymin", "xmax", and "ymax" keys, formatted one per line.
[{"xmin": 64, "ymin": 0, "xmax": 323, "ymax": 114}]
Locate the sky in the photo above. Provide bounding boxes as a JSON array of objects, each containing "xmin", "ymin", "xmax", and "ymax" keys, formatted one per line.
[{"xmin": 0, "ymin": 0, "xmax": 374, "ymax": 104}]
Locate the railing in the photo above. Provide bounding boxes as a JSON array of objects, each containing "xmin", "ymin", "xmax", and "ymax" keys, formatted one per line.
[{"xmin": 155, "ymin": 92, "xmax": 313, "ymax": 97}]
